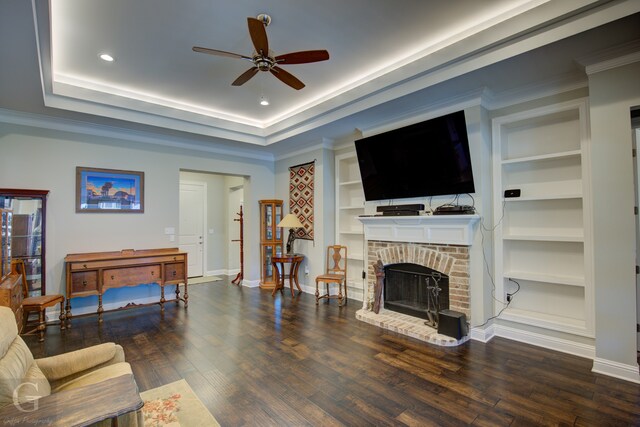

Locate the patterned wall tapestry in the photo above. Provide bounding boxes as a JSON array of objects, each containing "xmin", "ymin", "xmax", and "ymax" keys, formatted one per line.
[{"xmin": 289, "ymin": 161, "xmax": 314, "ymax": 240}]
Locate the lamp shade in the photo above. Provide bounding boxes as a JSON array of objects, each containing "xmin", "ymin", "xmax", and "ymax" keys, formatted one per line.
[{"xmin": 277, "ymin": 213, "xmax": 303, "ymax": 228}]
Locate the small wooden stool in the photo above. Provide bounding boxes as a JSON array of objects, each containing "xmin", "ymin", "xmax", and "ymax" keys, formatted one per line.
[{"xmin": 13, "ymin": 259, "xmax": 65, "ymax": 342}]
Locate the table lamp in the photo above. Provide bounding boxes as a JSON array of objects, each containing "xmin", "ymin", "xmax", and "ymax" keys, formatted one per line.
[{"xmin": 277, "ymin": 213, "xmax": 304, "ymax": 254}]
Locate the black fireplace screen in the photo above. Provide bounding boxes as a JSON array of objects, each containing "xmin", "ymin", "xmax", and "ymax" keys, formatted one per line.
[{"xmin": 384, "ymin": 263, "xmax": 449, "ymax": 326}]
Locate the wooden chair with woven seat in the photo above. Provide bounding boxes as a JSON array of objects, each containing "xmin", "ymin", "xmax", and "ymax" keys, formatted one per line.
[
  {"xmin": 13, "ymin": 259, "xmax": 65, "ymax": 342},
  {"xmin": 315, "ymin": 245, "xmax": 348, "ymax": 306}
]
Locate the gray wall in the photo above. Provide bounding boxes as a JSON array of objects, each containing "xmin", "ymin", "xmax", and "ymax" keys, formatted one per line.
[
  {"xmin": 0, "ymin": 123, "xmax": 274, "ymax": 313},
  {"xmin": 274, "ymin": 146, "xmax": 335, "ymax": 287}
]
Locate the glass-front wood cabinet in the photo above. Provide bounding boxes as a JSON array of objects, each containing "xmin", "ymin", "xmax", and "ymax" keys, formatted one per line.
[
  {"xmin": 0, "ymin": 208, "xmax": 12, "ymax": 282},
  {"xmin": 259, "ymin": 200, "xmax": 283, "ymax": 288},
  {"xmin": 0, "ymin": 189, "xmax": 48, "ymax": 296}
]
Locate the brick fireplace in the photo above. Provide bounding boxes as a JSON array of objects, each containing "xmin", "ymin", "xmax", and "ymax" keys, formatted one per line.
[{"xmin": 356, "ymin": 215, "xmax": 478, "ymax": 346}]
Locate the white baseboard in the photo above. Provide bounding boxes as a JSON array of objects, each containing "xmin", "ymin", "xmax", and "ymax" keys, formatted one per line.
[
  {"xmin": 205, "ymin": 269, "xmax": 239, "ymax": 277},
  {"xmin": 241, "ymin": 279, "xmax": 260, "ymax": 288},
  {"xmin": 206, "ymin": 269, "xmax": 230, "ymax": 276},
  {"xmin": 592, "ymin": 358, "xmax": 640, "ymax": 384},
  {"xmin": 299, "ymin": 283, "xmax": 313, "ymax": 295},
  {"xmin": 467, "ymin": 324, "xmax": 640, "ymax": 384},
  {"xmin": 470, "ymin": 324, "xmax": 495, "ymax": 343},
  {"xmin": 494, "ymin": 324, "xmax": 595, "ymax": 359},
  {"xmin": 298, "ymin": 284, "xmax": 364, "ymax": 301}
]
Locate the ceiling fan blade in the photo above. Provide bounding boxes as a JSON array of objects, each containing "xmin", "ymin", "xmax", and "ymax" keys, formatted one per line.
[
  {"xmin": 247, "ymin": 17, "xmax": 269, "ymax": 56},
  {"xmin": 270, "ymin": 66, "xmax": 305, "ymax": 90},
  {"xmin": 275, "ymin": 50, "xmax": 329, "ymax": 65},
  {"xmin": 232, "ymin": 67, "xmax": 259, "ymax": 86},
  {"xmin": 192, "ymin": 46, "xmax": 251, "ymax": 61}
]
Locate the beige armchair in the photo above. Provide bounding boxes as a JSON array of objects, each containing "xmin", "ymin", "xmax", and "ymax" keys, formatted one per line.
[{"xmin": 0, "ymin": 306, "xmax": 142, "ymax": 426}]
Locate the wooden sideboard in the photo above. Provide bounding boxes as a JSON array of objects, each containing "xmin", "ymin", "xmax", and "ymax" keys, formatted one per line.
[
  {"xmin": 64, "ymin": 248, "xmax": 188, "ymax": 322},
  {"xmin": 0, "ymin": 273, "xmax": 23, "ymax": 332}
]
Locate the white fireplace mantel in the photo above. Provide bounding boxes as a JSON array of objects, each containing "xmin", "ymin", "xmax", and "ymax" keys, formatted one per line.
[{"xmin": 357, "ymin": 214, "xmax": 480, "ymax": 246}]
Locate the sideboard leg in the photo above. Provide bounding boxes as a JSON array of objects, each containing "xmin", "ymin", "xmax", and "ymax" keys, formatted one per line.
[
  {"xmin": 97, "ymin": 294, "xmax": 104, "ymax": 323},
  {"xmin": 184, "ymin": 283, "xmax": 189, "ymax": 308},
  {"xmin": 59, "ymin": 300, "xmax": 66, "ymax": 330},
  {"xmin": 65, "ymin": 300, "xmax": 72, "ymax": 328},
  {"xmin": 160, "ymin": 285, "xmax": 166, "ymax": 312},
  {"xmin": 175, "ymin": 284, "xmax": 180, "ymax": 304}
]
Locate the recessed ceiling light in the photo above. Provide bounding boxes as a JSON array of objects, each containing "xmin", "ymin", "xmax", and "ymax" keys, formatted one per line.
[{"xmin": 99, "ymin": 53, "xmax": 115, "ymax": 62}]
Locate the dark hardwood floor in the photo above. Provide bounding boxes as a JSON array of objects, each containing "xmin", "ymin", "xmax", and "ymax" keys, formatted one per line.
[{"xmin": 25, "ymin": 277, "xmax": 640, "ymax": 426}]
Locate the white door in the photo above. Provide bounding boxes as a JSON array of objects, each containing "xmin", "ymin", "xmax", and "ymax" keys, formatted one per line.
[{"xmin": 179, "ymin": 182, "xmax": 205, "ymax": 278}]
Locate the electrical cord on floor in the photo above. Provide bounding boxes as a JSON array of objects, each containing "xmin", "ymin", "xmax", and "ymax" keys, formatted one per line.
[{"xmin": 474, "ymin": 278, "xmax": 521, "ymax": 328}]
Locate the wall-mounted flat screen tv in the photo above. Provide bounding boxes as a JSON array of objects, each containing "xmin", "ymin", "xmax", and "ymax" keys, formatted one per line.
[{"xmin": 355, "ymin": 110, "xmax": 475, "ymax": 201}]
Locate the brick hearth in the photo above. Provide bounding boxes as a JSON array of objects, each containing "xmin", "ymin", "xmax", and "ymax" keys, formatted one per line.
[{"xmin": 356, "ymin": 240, "xmax": 471, "ymax": 346}]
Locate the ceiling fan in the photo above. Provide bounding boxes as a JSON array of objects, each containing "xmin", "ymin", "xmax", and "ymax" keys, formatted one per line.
[{"xmin": 192, "ymin": 14, "xmax": 329, "ymax": 90}]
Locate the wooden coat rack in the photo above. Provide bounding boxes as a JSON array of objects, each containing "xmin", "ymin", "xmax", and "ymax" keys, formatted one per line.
[{"xmin": 231, "ymin": 205, "xmax": 244, "ymax": 285}]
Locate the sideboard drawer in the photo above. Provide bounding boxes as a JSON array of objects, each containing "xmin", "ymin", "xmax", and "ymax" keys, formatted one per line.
[
  {"xmin": 103, "ymin": 265, "xmax": 161, "ymax": 289},
  {"xmin": 164, "ymin": 263, "xmax": 185, "ymax": 282},
  {"xmin": 70, "ymin": 254, "xmax": 186, "ymax": 271},
  {"xmin": 71, "ymin": 271, "xmax": 99, "ymax": 294},
  {"xmin": 157, "ymin": 254, "xmax": 186, "ymax": 264},
  {"xmin": 10, "ymin": 281, "xmax": 23, "ymax": 310}
]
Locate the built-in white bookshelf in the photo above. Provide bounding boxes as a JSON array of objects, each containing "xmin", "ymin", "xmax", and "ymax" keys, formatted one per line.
[
  {"xmin": 335, "ymin": 152, "xmax": 365, "ymax": 301},
  {"xmin": 492, "ymin": 98, "xmax": 593, "ymax": 337}
]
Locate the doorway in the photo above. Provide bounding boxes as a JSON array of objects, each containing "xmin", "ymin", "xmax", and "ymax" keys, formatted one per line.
[
  {"xmin": 179, "ymin": 181, "xmax": 205, "ymax": 278},
  {"xmin": 179, "ymin": 171, "xmax": 245, "ymax": 279}
]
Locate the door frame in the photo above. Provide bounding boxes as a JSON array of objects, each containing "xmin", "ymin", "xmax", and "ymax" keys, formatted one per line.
[
  {"xmin": 179, "ymin": 180, "xmax": 207, "ymax": 277},
  {"xmin": 631, "ymin": 126, "xmax": 640, "ymax": 352},
  {"xmin": 634, "ymin": 127, "xmax": 640, "ymax": 352}
]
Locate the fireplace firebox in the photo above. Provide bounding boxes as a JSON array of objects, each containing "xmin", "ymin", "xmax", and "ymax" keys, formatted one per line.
[{"xmin": 384, "ymin": 263, "xmax": 449, "ymax": 326}]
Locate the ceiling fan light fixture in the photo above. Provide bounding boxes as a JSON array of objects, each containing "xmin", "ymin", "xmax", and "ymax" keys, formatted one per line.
[
  {"xmin": 256, "ymin": 14, "xmax": 271, "ymax": 27},
  {"xmin": 99, "ymin": 53, "xmax": 115, "ymax": 62}
]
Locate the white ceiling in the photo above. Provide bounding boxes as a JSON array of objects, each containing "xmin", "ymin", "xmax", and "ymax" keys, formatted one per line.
[{"xmin": 3, "ymin": 1, "xmax": 640, "ymax": 152}]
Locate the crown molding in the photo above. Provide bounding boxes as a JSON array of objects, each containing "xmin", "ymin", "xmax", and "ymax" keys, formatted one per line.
[
  {"xmin": 484, "ymin": 72, "xmax": 589, "ymax": 110},
  {"xmin": 576, "ymin": 39, "xmax": 640, "ymax": 75},
  {"xmin": 358, "ymin": 89, "xmax": 487, "ymax": 138},
  {"xmin": 0, "ymin": 108, "xmax": 274, "ymax": 162},
  {"xmin": 585, "ymin": 51, "xmax": 640, "ymax": 75},
  {"xmin": 273, "ymin": 137, "xmax": 334, "ymax": 162}
]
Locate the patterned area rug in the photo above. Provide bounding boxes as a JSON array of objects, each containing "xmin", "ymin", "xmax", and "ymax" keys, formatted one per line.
[
  {"xmin": 140, "ymin": 379, "xmax": 220, "ymax": 426},
  {"xmin": 188, "ymin": 276, "xmax": 223, "ymax": 285}
]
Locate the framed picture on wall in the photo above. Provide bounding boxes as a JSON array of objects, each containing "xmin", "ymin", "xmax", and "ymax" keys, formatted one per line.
[{"xmin": 76, "ymin": 167, "xmax": 145, "ymax": 213}]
